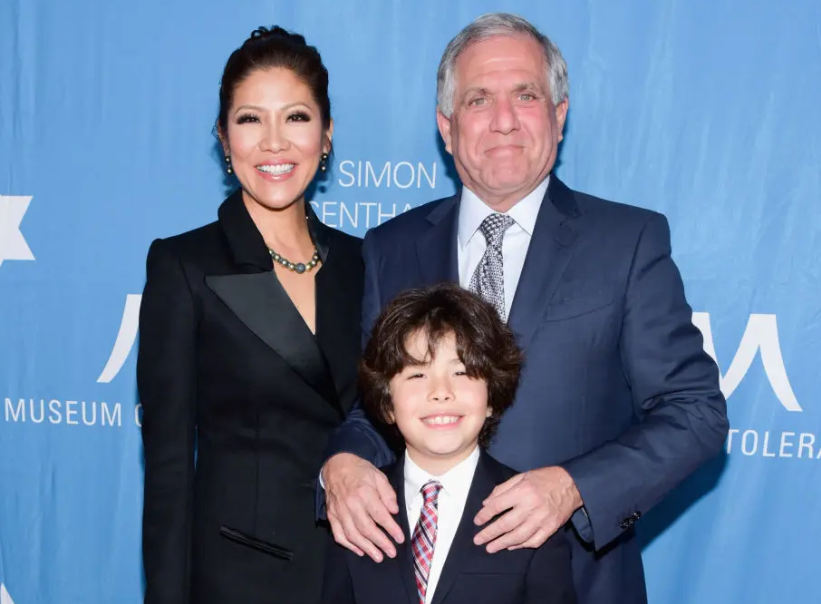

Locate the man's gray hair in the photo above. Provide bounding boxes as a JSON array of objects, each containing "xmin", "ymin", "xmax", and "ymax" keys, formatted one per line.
[{"xmin": 437, "ymin": 13, "xmax": 569, "ymax": 117}]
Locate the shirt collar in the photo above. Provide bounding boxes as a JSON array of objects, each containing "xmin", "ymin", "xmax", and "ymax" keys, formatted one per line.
[
  {"xmin": 404, "ymin": 446, "xmax": 481, "ymax": 512},
  {"xmin": 457, "ymin": 176, "xmax": 549, "ymax": 248}
]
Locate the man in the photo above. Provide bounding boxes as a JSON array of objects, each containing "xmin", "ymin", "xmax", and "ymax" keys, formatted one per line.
[{"xmin": 320, "ymin": 13, "xmax": 728, "ymax": 604}]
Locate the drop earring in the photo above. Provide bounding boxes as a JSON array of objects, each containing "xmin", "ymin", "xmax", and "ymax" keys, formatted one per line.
[
  {"xmin": 225, "ymin": 155, "xmax": 233, "ymax": 175},
  {"xmin": 319, "ymin": 152, "xmax": 329, "ymax": 173}
]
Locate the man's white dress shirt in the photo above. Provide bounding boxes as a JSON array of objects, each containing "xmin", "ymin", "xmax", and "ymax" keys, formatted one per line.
[{"xmin": 457, "ymin": 177, "xmax": 549, "ymax": 321}]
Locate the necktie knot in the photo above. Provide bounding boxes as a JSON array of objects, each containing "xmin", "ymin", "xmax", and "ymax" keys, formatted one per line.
[
  {"xmin": 421, "ymin": 480, "xmax": 442, "ymax": 505},
  {"xmin": 478, "ymin": 213, "xmax": 514, "ymax": 248}
]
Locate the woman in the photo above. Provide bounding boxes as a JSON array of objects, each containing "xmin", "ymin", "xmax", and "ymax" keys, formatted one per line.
[{"xmin": 138, "ymin": 26, "xmax": 363, "ymax": 604}]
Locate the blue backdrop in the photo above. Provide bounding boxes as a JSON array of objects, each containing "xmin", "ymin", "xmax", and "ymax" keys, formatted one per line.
[{"xmin": 1, "ymin": 1, "xmax": 820, "ymax": 602}]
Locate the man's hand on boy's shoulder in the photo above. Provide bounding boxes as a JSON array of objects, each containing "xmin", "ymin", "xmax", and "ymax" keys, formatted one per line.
[
  {"xmin": 473, "ymin": 466, "xmax": 583, "ymax": 553},
  {"xmin": 323, "ymin": 452, "xmax": 405, "ymax": 563}
]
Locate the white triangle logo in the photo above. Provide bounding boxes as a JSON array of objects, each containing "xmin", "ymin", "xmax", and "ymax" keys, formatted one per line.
[
  {"xmin": 0, "ymin": 194, "xmax": 35, "ymax": 269},
  {"xmin": 0, "ymin": 583, "xmax": 16, "ymax": 604}
]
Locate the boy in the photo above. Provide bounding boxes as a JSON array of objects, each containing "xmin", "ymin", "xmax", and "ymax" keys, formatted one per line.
[{"xmin": 321, "ymin": 284, "xmax": 576, "ymax": 604}]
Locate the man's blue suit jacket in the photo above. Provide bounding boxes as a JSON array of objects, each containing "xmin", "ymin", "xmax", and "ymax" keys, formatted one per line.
[{"xmin": 322, "ymin": 176, "xmax": 729, "ymax": 604}]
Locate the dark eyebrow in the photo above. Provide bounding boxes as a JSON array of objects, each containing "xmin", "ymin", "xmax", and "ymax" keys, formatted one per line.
[
  {"xmin": 233, "ymin": 104, "xmax": 265, "ymax": 114},
  {"xmin": 462, "ymin": 87, "xmax": 489, "ymax": 99},
  {"xmin": 512, "ymin": 81, "xmax": 542, "ymax": 92},
  {"xmin": 461, "ymin": 82, "xmax": 543, "ymax": 102},
  {"xmin": 280, "ymin": 102, "xmax": 314, "ymax": 112},
  {"xmin": 232, "ymin": 102, "xmax": 313, "ymax": 115}
]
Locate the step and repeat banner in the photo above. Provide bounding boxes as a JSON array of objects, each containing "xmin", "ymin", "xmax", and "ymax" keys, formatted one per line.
[{"xmin": 1, "ymin": 0, "xmax": 819, "ymax": 602}]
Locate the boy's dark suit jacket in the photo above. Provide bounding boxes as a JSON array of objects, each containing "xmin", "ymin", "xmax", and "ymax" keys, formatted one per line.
[{"xmin": 321, "ymin": 451, "xmax": 577, "ymax": 604}]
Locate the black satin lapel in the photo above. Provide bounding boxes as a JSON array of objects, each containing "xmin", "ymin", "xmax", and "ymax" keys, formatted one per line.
[
  {"xmin": 205, "ymin": 272, "xmax": 341, "ymax": 413},
  {"xmin": 416, "ymin": 198, "xmax": 460, "ymax": 286},
  {"xmin": 218, "ymin": 190, "xmax": 275, "ymax": 270},
  {"xmin": 507, "ymin": 181, "xmax": 580, "ymax": 352},
  {"xmin": 388, "ymin": 458, "xmax": 418, "ymax": 604},
  {"xmin": 430, "ymin": 452, "xmax": 497, "ymax": 604}
]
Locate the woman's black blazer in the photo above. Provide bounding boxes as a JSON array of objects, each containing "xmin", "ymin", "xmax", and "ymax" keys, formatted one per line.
[{"xmin": 138, "ymin": 190, "xmax": 363, "ymax": 604}]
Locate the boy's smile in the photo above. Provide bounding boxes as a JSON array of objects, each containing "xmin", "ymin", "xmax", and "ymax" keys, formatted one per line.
[{"xmin": 421, "ymin": 414, "xmax": 464, "ymax": 427}]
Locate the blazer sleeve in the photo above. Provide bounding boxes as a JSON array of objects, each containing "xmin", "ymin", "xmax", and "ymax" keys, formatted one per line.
[
  {"xmin": 137, "ymin": 239, "xmax": 198, "ymax": 604},
  {"xmin": 320, "ymin": 542, "xmax": 356, "ymax": 604},
  {"xmin": 524, "ymin": 531, "xmax": 577, "ymax": 604},
  {"xmin": 317, "ymin": 229, "xmax": 396, "ymax": 517},
  {"xmin": 561, "ymin": 213, "xmax": 729, "ymax": 549}
]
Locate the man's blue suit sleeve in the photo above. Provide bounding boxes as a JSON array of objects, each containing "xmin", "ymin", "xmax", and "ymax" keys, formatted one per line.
[
  {"xmin": 569, "ymin": 507, "xmax": 593, "ymax": 543},
  {"xmin": 560, "ymin": 213, "xmax": 729, "ymax": 550},
  {"xmin": 316, "ymin": 229, "xmax": 396, "ymax": 519}
]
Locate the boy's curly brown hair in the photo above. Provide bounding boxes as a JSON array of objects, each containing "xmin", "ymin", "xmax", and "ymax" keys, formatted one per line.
[{"xmin": 359, "ymin": 283, "xmax": 523, "ymax": 449}]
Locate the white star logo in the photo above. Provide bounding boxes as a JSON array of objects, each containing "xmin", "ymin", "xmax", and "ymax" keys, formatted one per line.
[{"xmin": 0, "ymin": 194, "xmax": 35, "ymax": 268}]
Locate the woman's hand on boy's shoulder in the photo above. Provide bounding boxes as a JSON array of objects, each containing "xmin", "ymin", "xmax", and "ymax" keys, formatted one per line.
[{"xmin": 323, "ymin": 453, "xmax": 405, "ymax": 563}]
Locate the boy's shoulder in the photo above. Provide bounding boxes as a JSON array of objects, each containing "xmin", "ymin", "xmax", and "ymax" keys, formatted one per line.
[
  {"xmin": 479, "ymin": 451, "xmax": 519, "ymax": 484},
  {"xmin": 377, "ymin": 450, "xmax": 517, "ymax": 488},
  {"xmin": 376, "ymin": 458, "xmax": 401, "ymax": 482}
]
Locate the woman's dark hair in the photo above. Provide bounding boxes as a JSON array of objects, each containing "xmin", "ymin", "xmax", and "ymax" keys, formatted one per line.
[
  {"xmin": 217, "ymin": 26, "xmax": 332, "ymax": 135},
  {"xmin": 360, "ymin": 283, "xmax": 523, "ymax": 449}
]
